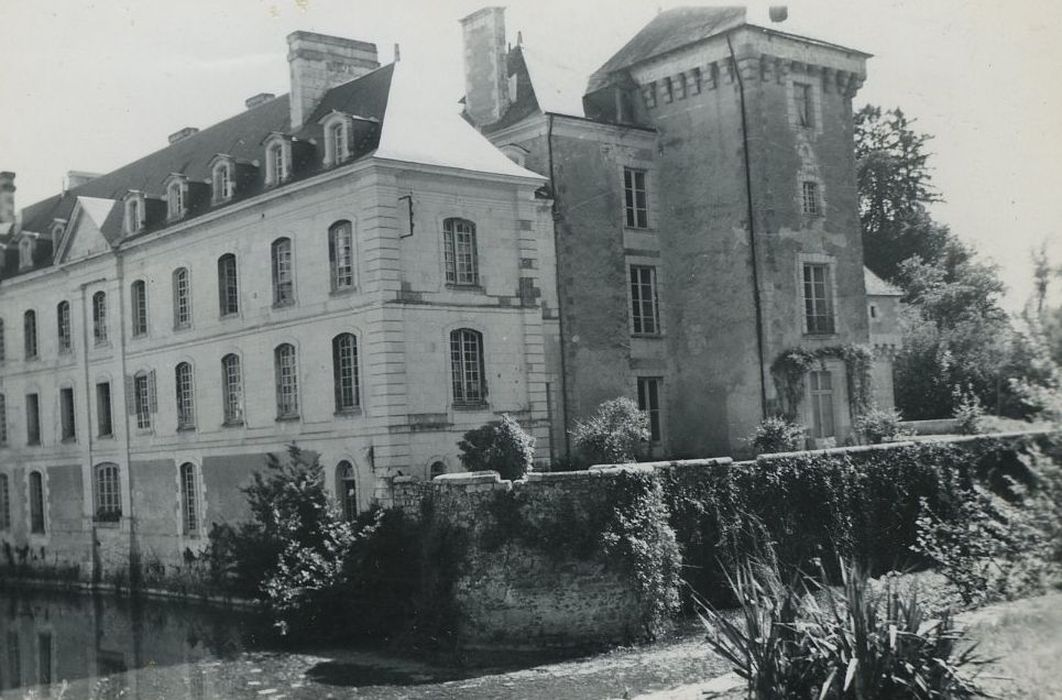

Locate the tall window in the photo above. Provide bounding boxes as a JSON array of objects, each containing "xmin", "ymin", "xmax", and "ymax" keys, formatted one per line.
[
  {"xmin": 274, "ymin": 344, "xmax": 299, "ymax": 418},
  {"xmin": 271, "ymin": 238, "xmax": 294, "ymax": 306},
  {"xmin": 221, "ymin": 354, "xmax": 244, "ymax": 425},
  {"xmin": 0, "ymin": 474, "xmax": 9, "ymax": 530},
  {"xmin": 179, "ymin": 462, "xmax": 199, "ymax": 535},
  {"xmin": 94, "ymin": 463, "xmax": 121, "ymax": 522},
  {"xmin": 212, "ymin": 162, "xmax": 232, "ymax": 203},
  {"xmin": 330, "ymin": 122, "xmax": 347, "ymax": 164},
  {"xmin": 57, "ymin": 301, "xmax": 71, "ymax": 352},
  {"xmin": 624, "ymin": 168, "xmax": 648, "ymax": 228},
  {"xmin": 329, "ymin": 221, "xmax": 355, "ymax": 291},
  {"xmin": 173, "ymin": 268, "xmax": 191, "ymax": 329},
  {"xmin": 0, "ymin": 318, "xmax": 5, "ymax": 361},
  {"xmin": 217, "ymin": 254, "xmax": 239, "ymax": 316},
  {"xmin": 133, "ymin": 372, "xmax": 153, "ymax": 430},
  {"xmin": 443, "ymin": 218, "xmax": 478, "ymax": 286},
  {"xmin": 24, "ymin": 310, "xmax": 37, "ymax": 359},
  {"xmin": 167, "ymin": 181, "xmax": 185, "ymax": 220},
  {"xmin": 630, "ymin": 265, "xmax": 660, "ymax": 335},
  {"xmin": 125, "ymin": 197, "xmax": 141, "ymax": 234},
  {"xmin": 29, "ymin": 471, "xmax": 44, "ymax": 534},
  {"xmin": 96, "ymin": 382, "xmax": 113, "ymax": 437},
  {"xmin": 336, "ymin": 461, "xmax": 356, "ymax": 521},
  {"xmin": 638, "ymin": 377, "xmax": 663, "ymax": 444},
  {"xmin": 332, "ymin": 333, "xmax": 360, "ymax": 412},
  {"xmin": 60, "ymin": 387, "xmax": 76, "ymax": 442},
  {"xmin": 131, "ymin": 280, "xmax": 148, "ymax": 336},
  {"xmin": 0, "ymin": 394, "xmax": 6, "ymax": 446},
  {"xmin": 175, "ymin": 362, "xmax": 195, "ymax": 430},
  {"xmin": 663, "ymin": 76, "xmax": 674, "ymax": 103},
  {"xmin": 268, "ymin": 143, "xmax": 287, "ymax": 184},
  {"xmin": 794, "ymin": 82, "xmax": 814, "ymax": 128},
  {"xmin": 803, "ymin": 263, "xmax": 836, "ymax": 334},
  {"xmin": 37, "ymin": 633, "xmax": 52, "ymax": 686},
  {"xmin": 809, "ymin": 370, "xmax": 836, "ymax": 438},
  {"xmin": 802, "ymin": 181, "xmax": 821, "ymax": 215},
  {"xmin": 25, "ymin": 393, "xmax": 40, "ymax": 446},
  {"xmin": 92, "ymin": 291, "xmax": 107, "ymax": 344},
  {"xmin": 450, "ymin": 328, "xmax": 485, "ymax": 405}
]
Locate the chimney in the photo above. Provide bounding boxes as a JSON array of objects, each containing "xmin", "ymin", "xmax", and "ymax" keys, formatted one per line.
[
  {"xmin": 245, "ymin": 92, "xmax": 276, "ymax": 110},
  {"xmin": 769, "ymin": 6, "xmax": 789, "ymax": 22},
  {"xmin": 66, "ymin": 170, "xmax": 102, "ymax": 190},
  {"xmin": 287, "ymin": 31, "xmax": 380, "ymax": 130},
  {"xmin": 168, "ymin": 127, "xmax": 199, "ymax": 144},
  {"xmin": 460, "ymin": 7, "xmax": 510, "ymax": 127},
  {"xmin": 0, "ymin": 172, "xmax": 15, "ymax": 225}
]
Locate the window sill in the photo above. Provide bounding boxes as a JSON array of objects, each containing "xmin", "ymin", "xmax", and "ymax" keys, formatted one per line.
[
  {"xmin": 445, "ymin": 284, "xmax": 484, "ymax": 292},
  {"xmin": 27, "ymin": 441, "xmax": 41, "ymax": 447},
  {"xmin": 94, "ymin": 340, "xmax": 111, "ymax": 348},
  {"xmin": 131, "ymin": 332, "xmax": 148, "ymax": 340},
  {"xmin": 453, "ymin": 402, "xmax": 489, "ymax": 411},
  {"xmin": 272, "ymin": 301, "xmax": 296, "ymax": 310},
  {"xmin": 173, "ymin": 324, "xmax": 192, "ymax": 333},
  {"xmin": 98, "ymin": 433, "xmax": 115, "ymax": 440},
  {"xmin": 275, "ymin": 414, "xmax": 301, "ymax": 422},
  {"xmin": 220, "ymin": 311, "xmax": 240, "ymax": 321},
  {"xmin": 93, "ymin": 518, "xmax": 122, "ymax": 528},
  {"xmin": 176, "ymin": 425, "xmax": 197, "ymax": 433},
  {"xmin": 623, "ymin": 225, "xmax": 654, "ymax": 233},
  {"xmin": 631, "ymin": 332, "xmax": 664, "ymax": 339},
  {"xmin": 222, "ymin": 419, "xmax": 245, "ymax": 428},
  {"xmin": 330, "ymin": 285, "xmax": 358, "ymax": 297},
  {"xmin": 334, "ymin": 407, "xmax": 362, "ymax": 418},
  {"xmin": 803, "ymin": 331, "xmax": 839, "ymax": 339},
  {"xmin": 61, "ymin": 437, "xmax": 77, "ymax": 444}
]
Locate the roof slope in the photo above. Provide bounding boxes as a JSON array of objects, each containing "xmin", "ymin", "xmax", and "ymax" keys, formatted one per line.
[
  {"xmin": 588, "ymin": 6, "xmax": 746, "ymax": 92},
  {"xmin": 520, "ymin": 45, "xmax": 587, "ymax": 117},
  {"xmin": 864, "ymin": 267, "xmax": 903, "ymax": 296}
]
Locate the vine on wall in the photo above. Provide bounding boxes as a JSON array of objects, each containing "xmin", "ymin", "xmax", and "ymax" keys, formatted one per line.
[{"xmin": 770, "ymin": 344, "xmax": 874, "ymax": 423}]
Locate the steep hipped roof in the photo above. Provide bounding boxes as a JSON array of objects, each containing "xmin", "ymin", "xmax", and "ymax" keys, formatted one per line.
[
  {"xmin": 520, "ymin": 45, "xmax": 587, "ymax": 117},
  {"xmin": 864, "ymin": 267, "xmax": 903, "ymax": 297},
  {"xmin": 588, "ymin": 6, "xmax": 746, "ymax": 92}
]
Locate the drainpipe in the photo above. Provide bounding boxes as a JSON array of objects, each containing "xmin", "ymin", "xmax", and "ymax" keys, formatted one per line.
[
  {"xmin": 77, "ymin": 276, "xmax": 105, "ymax": 583},
  {"xmin": 726, "ymin": 32, "xmax": 769, "ymax": 419},
  {"xmin": 114, "ymin": 253, "xmax": 140, "ymax": 588},
  {"xmin": 546, "ymin": 113, "xmax": 572, "ymax": 459}
]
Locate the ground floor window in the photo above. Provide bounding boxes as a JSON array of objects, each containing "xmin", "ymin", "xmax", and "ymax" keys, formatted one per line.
[
  {"xmin": 809, "ymin": 369, "xmax": 836, "ymax": 438},
  {"xmin": 336, "ymin": 461, "xmax": 357, "ymax": 521},
  {"xmin": 29, "ymin": 471, "xmax": 45, "ymax": 534},
  {"xmin": 94, "ymin": 463, "xmax": 122, "ymax": 522},
  {"xmin": 180, "ymin": 462, "xmax": 199, "ymax": 535},
  {"xmin": 637, "ymin": 377, "xmax": 663, "ymax": 444}
]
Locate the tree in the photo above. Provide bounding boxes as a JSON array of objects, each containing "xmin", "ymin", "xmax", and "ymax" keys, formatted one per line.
[
  {"xmin": 1032, "ymin": 243, "xmax": 1052, "ymax": 315},
  {"xmin": 571, "ymin": 397, "xmax": 651, "ymax": 465},
  {"xmin": 457, "ymin": 414, "xmax": 536, "ymax": 480}
]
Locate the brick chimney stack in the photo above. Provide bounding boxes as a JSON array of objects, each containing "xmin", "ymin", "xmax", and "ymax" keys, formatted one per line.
[
  {"xmin": 460, "ymin": 7, "xmax": 511, "ymax": 127},
  {"xmin": 0, "ymin": 172, "xmax": 15, "ymax": 225},
  {"xmin": 287, "ymin": 31, "xmax": 380, "ymax": 130}
]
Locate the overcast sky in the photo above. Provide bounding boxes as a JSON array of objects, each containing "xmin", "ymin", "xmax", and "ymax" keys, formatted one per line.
[{"xmin": 2, "ymin": 0, "xmax": 1059, "ymax": 308}]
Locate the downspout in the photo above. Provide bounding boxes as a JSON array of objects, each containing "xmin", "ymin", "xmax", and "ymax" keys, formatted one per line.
[
  {"xmin": 77, "ymin": 276, "xmax": 105, "ymax": 583},
  {"xmin": 726, "ymin": 32, "xmax": 769, "ymax": 419},
  {"xmin": 114, "ymin": 253, "xmax": 139, "ymax": 589},
  {"xmin": 546, "ymin": 113, "xmax": 572, "ymax": 458}
]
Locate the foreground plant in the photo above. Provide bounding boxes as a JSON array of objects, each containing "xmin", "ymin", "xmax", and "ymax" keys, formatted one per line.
[{"xmin": 696, "ymin": 557, "xmax": 989, "ymax": 699}]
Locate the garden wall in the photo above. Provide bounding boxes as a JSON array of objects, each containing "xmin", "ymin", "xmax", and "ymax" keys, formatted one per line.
[{"xmin": 393, "ymin": 430, "xmax": 1060, "ymax": 655}]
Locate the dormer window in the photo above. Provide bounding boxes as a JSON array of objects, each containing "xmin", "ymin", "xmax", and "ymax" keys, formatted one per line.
[
  {"xmin": 124, "ymin": 193, "xmax": 145, "ymax": 234},
  {"xmin": 165, "ymin": 176, "xmax": 188, "ymax": 221},
  {"xmin": 18, "ymin": 237, "xmax": 34, "ymax": 270},
  {"xmin": 50, "ymin": 220, "xmax": 66, "ymax": 242},
  {"xmin": 211, "ymin": 160, "xmax": 234, "ymax": 204},
  {"xmin": 263, "ymin": 135, "xmax": 290, "ymax": 187},
  {"xmin": 320, "ymin": 113, "xmax": 351, "ymax": 167}
]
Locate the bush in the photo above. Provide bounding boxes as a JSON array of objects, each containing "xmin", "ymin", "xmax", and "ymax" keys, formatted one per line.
[
  {"xmin": 571, "ymin": 397, "xmax": 650, "ymax": 464},
  {"xmin": 748, "ymin": 416, "xmax": 806, "ymax": 454},
  {"xmin": 855, "ymin": 406, "xmax": 910, "ymax": 444},
  {"xmin": 457, "ymin": 413, "xmax": 535, "ymax": 480},
  {"xmin": 697, "ymin": 556, "xmax": 988, "ymax": 699},
  {"xmin": 952, "ymin": 384, "xmax": 985, "ymax": 434}
]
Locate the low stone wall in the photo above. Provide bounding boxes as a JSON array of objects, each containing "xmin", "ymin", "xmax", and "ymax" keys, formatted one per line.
[{"xmin": 900, "ymin": 418, "xmax": 960, "ymax": 435}]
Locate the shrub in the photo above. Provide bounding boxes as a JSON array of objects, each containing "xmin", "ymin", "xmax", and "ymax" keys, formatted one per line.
[
  {"xmin": 456, "ymin": 413, "xmax": 535, "ymax": 480},
  {"xmin": 697, "ymin": 556, "xmax": 988, "ymax": 699},
  {"xmin": 952, "ymin": 384, "xmax": 985, "ymax": 434},
  {"xmin": 571, "ymin": 397, "xmax": 650, "ymax": 464},
  {"xmin": 855, "ymin": 406, "xmax": 910, "ymax": 444},
  {"xmin": 748, "ymin": 416, "xmax": 805, "ymax": 454}
]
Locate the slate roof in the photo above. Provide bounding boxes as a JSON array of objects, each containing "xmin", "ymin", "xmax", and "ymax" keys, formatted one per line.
[{"xmin": 864, "ymin": 267, "xmax": 903, "ymax": 297}]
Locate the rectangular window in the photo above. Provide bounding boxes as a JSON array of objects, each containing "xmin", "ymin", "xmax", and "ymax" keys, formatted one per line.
[
  {"xmin": 134, "ymin": 375, "xmax": 152, "ymax": 430},
  {"xmin": 37, "ymin": 633, "xmax": 51, "ymax": 686},
  {"xmin": 218, "ymin": 255, "xmax": 239, "ymax": 316},
  {"xmin": 275, "ymin": 345, "xmax": 299, "ymax": 418},
  {"xmin": 131, "ymin": 281, "xmax": 148, "ymax": 336},
  {"xmin": 663, "ymin": 76, "xmax": 674, "ymax": 103},
  {"xmin": 637, "ymin": 377, "xmax": 663, "ymax": 444},
  {"xmin": 630, "ymin": 265, "xmax": 661, "ymax": 335},
  {"xmin": 173, "ymin": 269, "xmax": 191, "ymax": 329},
  {"xmin": 93, "ymin": 293, "xmax": 108, "ymax": 344},
  {"xmin": 29, "ymin": 472, "xmax": 45, "ymax": 533},
  {"xmin": 57, "ymin": 302, "xmax": 71, "ymax": 352},
  {"xmin": 675, "ymin": 72, "xmax": 687, "ymax": 99},
  {"xmin": 802, "ymin": 181, "xmax": 820, "ymax": 215},
  {"xmin": 0, "ymin": 394, "xmax": 6, "ymax": 446},
  {"xmin": 443, "ymin": 219, "xmax": 479, "ymax": 286},
  {"xmin": 272, "ymin": 239, "xmax": 294, "ymax": 306},
  {"xmin": 690, "ymin": 67, "xmax": 703, "ymax": 94},
  {"xmin": 643, "ymin": 81, "xmax": 657, "ymax": 109},
  {"xmin": 60, "ymin": 388, "xmax": 75, "ymax": 442},
  {"xmin": 794, "ymin": 82, "xmax": 814, "ymax": 128},
  {"xmin": 803, "ymin": 263, "xmax": 836, "ymax": 335},
  {"xmin": 180, "ymin": 463, "xmax": 198, "ymax": 535},
  {"xmin": 623, "ymin": 168, "xmax": 649, "ymax": 229},
  {"xmin": 97, "ymin": 382, "xmax": 113, "ymax": 437},
  {"xmin": 0, "ymin": 475, "xmax": 9, "ymax": 530},
  {"xmin": 809, "ymin": 370, "xmax": 836, "ymax": 438},
  {"xmin": 222, "ymin": 355, "xmax": 244, "ymax": 425},
  {"xmin": 26, "ymin": 393, "xmax": 40, "ymax": 446}
]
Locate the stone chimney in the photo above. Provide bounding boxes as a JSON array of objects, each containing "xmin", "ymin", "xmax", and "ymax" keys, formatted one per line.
[
  {"xmin": 287, "ymin": 31, "xmax": 380, "ymax": 130},
  {"xmin": 66, "ymin": 170, "xmax": 102, "ymax": 190},
  {"xmin": 460, "ymin": 7, "xmax": 510, "ymax": 127},
  {"xmin": 245, "ymin": 92, "xmax": 276, "ymax": 110},
  {"xmin": 0, "ymin": 172, "xmax": 15, "ymax": 225},
  {"xmin": 168, "ymin": 127, "xmax": 199, "ymax": 144}
]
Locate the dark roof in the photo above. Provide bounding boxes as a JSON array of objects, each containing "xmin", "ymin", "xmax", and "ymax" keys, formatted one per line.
[
  {"xmin": 6, "ymin": 64, "xmax": 395, "ymax": 280},
  {"xmin": 588, "ymin": 6, "xmax": 746, "ymax": 92}
]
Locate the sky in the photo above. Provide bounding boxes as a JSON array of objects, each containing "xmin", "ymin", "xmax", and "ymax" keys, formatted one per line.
[{"xmin": 1, "ymin": 0, "xmax": 1059, "ymax": 309}]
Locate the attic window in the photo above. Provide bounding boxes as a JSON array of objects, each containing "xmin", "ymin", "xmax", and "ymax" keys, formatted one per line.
[
  {"xmin": 212, "ymin": 161, "xmax": 233, "ymax": 204},
  {"xmin": 321, "ymin": 115, "xmax": 350, "ymax": 167},
  {"xmin": 50, "ymin": 221, "xmax": 65, "ymax": 241},
  {"xmin": 166, "ymin": 178, "xmax": 187, "ymax": 221},
  {"xmin": 18, "ymin": 238, "xmax": 34, "ymax": 270},
  {"xmin": 265, "ymin": 139, "xmax": 290, "ymax": 186},
  {"xmin": 124, "ymin": 195, "xmax": 144, "ymax": 234}
]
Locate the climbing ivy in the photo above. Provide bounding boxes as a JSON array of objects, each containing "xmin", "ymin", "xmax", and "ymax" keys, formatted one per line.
[{"xmin": 770, "ymin": 344, "xmax": 874, "ymax": 423}]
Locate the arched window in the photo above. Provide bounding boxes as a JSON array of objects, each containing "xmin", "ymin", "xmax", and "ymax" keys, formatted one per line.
[
  {"xmin": 443, "ymin": 218, "xmax": 479, "ymax": 286},
  {"xmin": 56, "ymin": 301, "xmax": 71, "ymax": 352},
  {"xmin": 133, "ymin": 370, "xmax": 154, "ymax": 430},
  {"xmin": 24, "ymin": 310, "xmax": 38, "ymax": 359},
  {"xmin": 271, "ymin": 238, "xmax": 294, "ymax": 306},
  {"xmin": 328, "ymin": 221, "xmax": 354, "ymax": 291},
  {"xmin": 172, "ymin": 267, "xmax": 191, "ymax": 329},
  {"xmin": 332, "ymin": 333, "xmax": 360, "ymax": 412},
  {"xmin": 336, "ymin": 461, "xmax": 356, "ymax": 521},
  {"xmin": 179, "ymin": 462, "xmax": 199, "ymax": 535},
  {"xmin": 29, "ymin": 471, "xmax": 45, "ymax": 533},
  {"xmin": 19, "ymin": 238, "xmax": 34, "ymax": 270},
  {"xmin": 221, "ymin": 354, "xmax": 244, "ymax": 425},
  {"xmin": 274, "ymin": 344, "xmax": 299, "ymax": 418},
  {"xmin": 430, "ymin": 461, "xmax": 446, "ymax": 479},
  {"xmin": 93, "ymin": 463, "xmax": 121, "ymax": 522},
  {"xmin": 212, "ymin": 162, "xmax": 233, "ymax": 203},
  {"xmin": 92, "ymin": 291, "xmax": 107, "ymax": 344},
  {"xmin": 450, "ymin": 328, "xmax": 486, "ymax": 405},
  {"xmin": 0, "ymin": 474, "xmax": 9, "ymax": 530},
  {"xmin": 131, "ymin": 280, "xmax": 148, "ymax": 336},
  {"xmin": 166, "ymin": 180, "xmax": 185, "ymax": 220},
  {"xmin": 125, "ymin": 195, "xmax": 142, "ymax": 234},
  {"xmin": 175, "ymin": 362, "xmax": 195, "ymax": 430},
  {"xmin": 217, "ymin": 254, "xmax": 239, "ymax": 316},
  {"xmin": 0, "ymin": 394, "xmax": 6, "ymax": 446},
  {"xmin": 329, "ymin": 122, "xmax": 347, "ymax": 164}
]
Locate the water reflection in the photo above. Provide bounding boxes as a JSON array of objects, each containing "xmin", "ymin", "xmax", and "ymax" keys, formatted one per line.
[{"xmin": 0, "ymin": 587, "xmax": 270, "ymax": 698}]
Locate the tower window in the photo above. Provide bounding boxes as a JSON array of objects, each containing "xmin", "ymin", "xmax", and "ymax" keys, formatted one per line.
[
  {"xmin": 803, "ymin": 263, "xmax": 836, "ymax": 335},
  {"xmin": 443, "ymin": 218, "xmax": 479, "ymax": 286},
  {"xmin": 624, "ymin": 168, "xmax": 649, "ymax": 229},
  {"xmin": 450, "ymin": 328, "xmax": 486, "ymax": 406},
  {"xmin": 794, "ymin": 82, "xmax": 814, "ymax": 128},
  {"xmin": 802, "ymin": 181, "xmax": 821, "ymax": 215}
]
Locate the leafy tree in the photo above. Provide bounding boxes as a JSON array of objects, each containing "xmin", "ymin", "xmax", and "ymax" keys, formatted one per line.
[
  {"xmin": 571, "ymin": 397, "xmax": 650, "ymax": 465},
  {"xmin": 457, "ymin": 414, "xmax": 536, "ymax": 480},
  {"xmin": 1031, "ymin": 242, "xmax": 1053, "ymax": 315}
]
